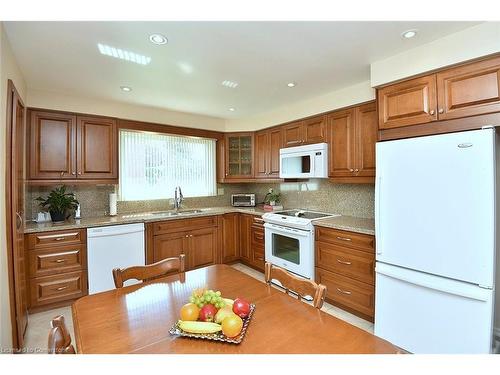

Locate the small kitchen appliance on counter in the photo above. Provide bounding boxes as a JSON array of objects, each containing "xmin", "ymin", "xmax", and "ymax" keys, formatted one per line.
[{"xmin": 231, "ymin": 193, "xmax": 256, "ymax": 207}]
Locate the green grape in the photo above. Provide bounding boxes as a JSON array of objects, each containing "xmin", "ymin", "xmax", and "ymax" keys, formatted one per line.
[
  {"xmin": 215, "ymin": 291, "xmax": 221, "ymax": 297},
  {"xmin": 206, "ymin": 296, "xmax": 212, "ymax": 303},
  {"xmin": 197, "ymin": 302, "xmax": 203, "ymax": 308},
  {"xmin": 215, "ymin": 302, "xmax": 221, "ymax": 309},
  {"xmin": 189, "ymin": 296, "xmax": 195, "ymax": 303},
  {"xmin": 200, "ymin": 296, "xmax": 205, "ymax": 303}
]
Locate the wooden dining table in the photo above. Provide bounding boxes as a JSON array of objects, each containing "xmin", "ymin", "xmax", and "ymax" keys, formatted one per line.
[{"xmin": 72, "ymin": 264, "xmax": 399, "ymax": 354}]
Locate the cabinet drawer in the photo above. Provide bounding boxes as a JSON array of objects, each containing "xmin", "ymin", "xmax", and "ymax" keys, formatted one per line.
[
  {"xmin": 28, "ymin": 244, "xmax": 87, "ymax": 278},
  {"xmin": 316, "ymin": 242, "xmax": 374, "ymax": 284},
  {"xmin": 29, "ymin": 271, "xmax": 87, "ymax": 307},
  {"xmin": 153, "ymin": 216, "xmax": 217, "ymax": 235},
  {"xmin": 27, "ymin": 229, "xmax": 86, "ymax": 249},
  {"xmin": 315, "ymin": 268, "xmax": 374, "ymax": 319},
  {"xmin": 252, "ymin": 216, "xmax": 265, "ymax": 227},
  {"xmin": 251, "ymin": 226, "xmax": 264, "ymax": 246},
  {"xmin": 315, "ymin": 227, "xmax": 374, "ymax": 253}
]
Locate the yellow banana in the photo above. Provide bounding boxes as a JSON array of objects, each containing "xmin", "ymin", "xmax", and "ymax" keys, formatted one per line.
[{"xmin": 178, "ymin": 320, "xmax": 222, "ymax": 334}]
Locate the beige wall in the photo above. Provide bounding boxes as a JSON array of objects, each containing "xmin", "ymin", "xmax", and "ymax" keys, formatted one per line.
[
  {"xmin": 225, "ymin": 80, "xmax": 375, "ymax": 132},
  {"xmin": 0, "ymin": 22, "xmax": 27, "ymax": 350},
  {"xmin": 370, "ymin": 22, "xmax": 500, "ymax": 87},
  {"xmin": 27, "ymin": 88, "xmax": 226, "ymax": 132}
]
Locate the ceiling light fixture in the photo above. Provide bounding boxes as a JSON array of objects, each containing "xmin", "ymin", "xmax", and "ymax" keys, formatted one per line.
[
  {"xmin": 402, "ymin": 29, "xmax": 418, "ymax": 39},
  {"xmin": 120, "ymin": 86, "xmax": 132, "ymax": 92},
  {"xmin": 287, "ymin": 82, "xmax": 296, "ymax": 88},
  {"xmin": 229, "ymin": 108, "xmax": 235, "ymax": 112},
  {"xmin": 222, "ymin": 80, "xmax": 239, "ymax": 89},
  {"xmin": 97, "ymin": 43, "xmax": 151, "ymax": 65},
  {"xmin": 149, "ymin": 34, "xmax": 168, "ymax": 45}
]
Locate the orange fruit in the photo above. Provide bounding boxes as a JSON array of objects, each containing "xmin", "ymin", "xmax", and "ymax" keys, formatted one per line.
[
  {"xmin": 180, "ymin": 303, "xmax": 200, "ymax": 321},
  {"xmin": 221, "ymin": 314, "xmax": 243, "ymax": 338}
]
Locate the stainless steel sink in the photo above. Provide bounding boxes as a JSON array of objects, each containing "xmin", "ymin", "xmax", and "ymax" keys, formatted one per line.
[
  {"xmin": 177, "ymin": 209, "xmax": 204, "ymax": 215},
  {"xmin": 150, "ymin": 211, "xmax": 179, "ymax": 216}
]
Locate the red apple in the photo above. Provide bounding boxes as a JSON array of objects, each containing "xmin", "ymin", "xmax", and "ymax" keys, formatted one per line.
[
  {"xmin": 199, "ymin": 304, "xmax": 218, "ymax": 322},
  {"xmin": 232, "ymin": 298, "xmax": 250, "ymax": 319}
]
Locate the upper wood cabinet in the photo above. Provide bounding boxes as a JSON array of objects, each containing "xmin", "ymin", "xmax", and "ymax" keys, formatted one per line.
[
  {"xmin": 283, "ymin": 115, "xmax": 327, "ymax": 147},
  {"xmin": 224, "ymin": 133, "xmax": 254, "ymax": 180},
  {"xmin": 328, "ymin": 102, "xmax": 377, "ymax": 183},
  {"xmin": 28, "ymin": 110, "xmax": 118, "ymax": 183},
  {"xmin": 436, "ymin": 56, "xmax": 500, "ymax": 120},
  {"xmin": 378, "ymin": 55, "xmax": 500, "ymax": 133},
  {"xmin": 76, "ymin": 116, "xmax": 117, "ymax": 180},
  {"xmin": 378, "ymin": 75, "xmax": 438, "ymax": 129},
  {"xmin": 28, "ymin": 110, "xmax": 77, "ymax": 180},
  {"xmin": 254, "ymin": 127, "xmax": 282, "ymax": 178}
]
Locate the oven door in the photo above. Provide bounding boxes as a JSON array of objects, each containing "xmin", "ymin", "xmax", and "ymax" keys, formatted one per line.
[{"xmin": 264, "ymin": 223, "xmax": 314, "ymax": 279}]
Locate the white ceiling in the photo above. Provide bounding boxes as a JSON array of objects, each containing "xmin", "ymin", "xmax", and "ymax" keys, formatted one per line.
[{"xmin": 5, "ymin": 21, "xmax": 480, "ymax": 119}]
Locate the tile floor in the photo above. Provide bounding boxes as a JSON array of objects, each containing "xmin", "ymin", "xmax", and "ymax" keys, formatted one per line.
[{"xmin": 23, "ymin": 262, "xmax": 374, "ymax": 353}]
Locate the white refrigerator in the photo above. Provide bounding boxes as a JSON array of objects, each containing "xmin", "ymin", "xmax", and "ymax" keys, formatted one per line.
[{"xmin": 374, "ymin": 128, "xmax": 498, "ymax": 354}]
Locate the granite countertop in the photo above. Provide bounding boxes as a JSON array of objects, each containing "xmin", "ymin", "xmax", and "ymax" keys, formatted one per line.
[
  {"xmin": 313, "ymin": 215, "xmax": 375, "ymax": 236},
  {"xmin": 23, "ymin": 206, "xmax": 267, "ymax": 234}
]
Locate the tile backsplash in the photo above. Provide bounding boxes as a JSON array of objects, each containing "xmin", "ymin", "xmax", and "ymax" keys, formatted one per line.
[{"xmin": 26, "ymin": 179, "xmax": 374, "ymax": 221}]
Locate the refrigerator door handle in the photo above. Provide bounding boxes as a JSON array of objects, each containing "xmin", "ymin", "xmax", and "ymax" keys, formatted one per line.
[
  {"xmin": 375, "ymin": 176, "xmax": 382, "ymax": 255},
  {"xmin": 376, "ymin": 265, "xmax": 491, "ymax": 302}
]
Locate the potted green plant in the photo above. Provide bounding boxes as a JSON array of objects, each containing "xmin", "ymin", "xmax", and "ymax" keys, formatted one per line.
[
  {"xmin": 36, "ymin": 186, "xmax": 79, "ymax": 223},
  {"xmin": 264, "ymin": 188, "xmax": 281, "ymax": 206}
]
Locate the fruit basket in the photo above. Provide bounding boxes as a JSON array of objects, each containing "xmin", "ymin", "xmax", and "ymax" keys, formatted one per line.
[{"xmin": 169, "ymin": 303, "xmax": 256, "ymax": 344}]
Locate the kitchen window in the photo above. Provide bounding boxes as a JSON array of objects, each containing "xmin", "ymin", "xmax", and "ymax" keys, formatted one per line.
[{"xmin": 119, "ymin": 129, "xmax": 217, "ymax": 201}]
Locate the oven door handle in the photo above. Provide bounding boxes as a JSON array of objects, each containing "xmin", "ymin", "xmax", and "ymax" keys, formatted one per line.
[{"xmin": 265, "ymin": 224, "xmax": 311, "ymax": 238}]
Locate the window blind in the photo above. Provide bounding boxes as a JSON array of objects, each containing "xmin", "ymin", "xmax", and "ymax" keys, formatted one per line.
[{"xmin": 119, "ymin": 130, "xmax": 216, "ymax": 201}]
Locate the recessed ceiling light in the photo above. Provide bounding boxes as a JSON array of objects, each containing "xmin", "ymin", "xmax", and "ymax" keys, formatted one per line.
[
  {"xmin": 222, "ymin": 80, "xmax": 239, "ymax": 89},
  {"xmin": 97, "ymin": 43, "xmax": 151, "ymax": 65},
  {"xmin": 287, "ymin": 82, "xmax": 297, "ymax": 88},
  {"xmin": 402, "ymin": 29, "xmax": 418, "ymax": 39},
  {"xmin": 149, "ymin": 34, "xmax": 168, "ymax": 45},
  {"xmin": 120, "ymin": 86, "xmax": 132, "ymax": 92},
  {"xmin": 229, "ymin": 108, "xmax": 235, "ymax": 112}
]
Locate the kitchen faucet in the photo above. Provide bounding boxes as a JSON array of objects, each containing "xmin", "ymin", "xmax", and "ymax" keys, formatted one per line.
[{"xmin": 174, "ymin": 186, "xmax": 183, "ymax": 211}]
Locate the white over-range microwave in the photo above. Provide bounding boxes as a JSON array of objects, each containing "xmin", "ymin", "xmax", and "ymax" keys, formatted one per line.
[{"xmin": 279, "ymin": 142, "xmax": 328, "ymax": 179}]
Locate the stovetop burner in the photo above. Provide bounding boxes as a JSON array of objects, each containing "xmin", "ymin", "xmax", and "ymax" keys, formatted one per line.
[{"xmin": 276, "ymin": 210, "xmax": 334, "ymax": 220}]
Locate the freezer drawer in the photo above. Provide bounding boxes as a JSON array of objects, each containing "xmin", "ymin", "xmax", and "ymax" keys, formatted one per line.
[{"xmin": 374, "ymin": 263, "xmax": 494, "ymax": 354}]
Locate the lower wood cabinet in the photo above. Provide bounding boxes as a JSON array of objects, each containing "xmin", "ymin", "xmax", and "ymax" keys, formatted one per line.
[
  {"xmin": 315, "ymin": 226, "xmax": 375, "ymax": 321},
  {"xmin": 25, "ymin": 229, "xmax": 88, "ymax": 312},
  {"xmin": 149, "ymin": 217, "xmax": 218, "ymax": 271},
  {"xmin": 220, "ymin": 213, "xmax": 240, "ymax": 263},
  {"xmin": 237, "ymin": 214, "xmax": 265, "ymax": 272}
]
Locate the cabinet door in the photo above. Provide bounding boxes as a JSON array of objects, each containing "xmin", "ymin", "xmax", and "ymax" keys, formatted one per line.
[
  {"xmin": 304, "ymin": 115, "xmax": 327, "ymax": 144},
  {"xmin": 77, "ymin": 116, "xmax": 117, "ymax": 180},
  {"xmin": 254, "ymin": 130, "xmax": 269, "ymax": 178},
  {"xmin": 153, "ymin": 231, "xmax": 188, "ymax": 264},
  {"xmin": 283, "ymin": 121, "xmax": 304, "ymax": 147},
  {"xmin": 221, "ymin": 213, "xmax": 240, "ymax": 263},
  {"xmin": 378, "ymin": 75, "xmax": 438, "ymax": 129},
  {"xmin": 268, "ymin": 127, "xmax": 282, "ymax": 177},
  {"xmin": 328, "ymin": 109, "xmax": 355, "ymax": 177},
  {"xmin": 189, "ymin": 227, "xmax": 218, "ymax": 270},
  {"xmin": 224, "ymin": 133, "xmax": 254, "ymax": 179},
  {"xmin": 354, "ymin": 102, "xmax": 378, "ymax": 178},
  {"xmin": 28, "ymin": 110, "xmax": 77, "ymax": 179},
  {"xmin": 437, "ymin": 56, "xmax": 500, "ymax": 120},
  {"xmin": 239, "ymin": 214, "xmax": 253, "ymax": 261}
]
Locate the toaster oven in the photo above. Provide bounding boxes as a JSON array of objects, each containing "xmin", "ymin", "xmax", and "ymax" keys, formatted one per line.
[{"xmin": 231, "ymin": 194, "xmax": 256, "ymax": 207}]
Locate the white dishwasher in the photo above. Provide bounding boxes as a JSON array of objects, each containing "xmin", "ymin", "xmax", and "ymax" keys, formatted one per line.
[{"xmin": 87, "ymin": 223, "xmax": 145, "ymax": 294}]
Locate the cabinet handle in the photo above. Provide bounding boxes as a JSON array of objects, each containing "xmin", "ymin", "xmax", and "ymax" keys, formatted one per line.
[
  {"xmin": 430, "ymin": 109, "xmax": 435, "ymax": 115},
  {"xmin": 185, "ymin": 235, "xmax": 189, "ymax": 238},
  {"xmin": 72, "ymin": 172, "xmax": 76, "ymax": 175},
  {"xmin": 337, "ymin": 259, "xmax": 352, "ymax": 265},
  {"xmin": 438, "ymin": 108, "xmax": 444, "ymax": 114},
  {"xmin": 56, "ymin": 286, "xmax": 68, "ymax": 291},
  {"xmin": 225, "ymin": 173, "xmax": 228, "ymax": 176},
  {"xmin": 52, "ymin": 259, "xmax": 66, "ymax": 263},
  {"xmin": 78, "ymin": 172, "xmax": 82, "ymax": 175},
  {"xmin": 190, "ymin": 235, "xmax": 193, "ymax": 238},
  {"xmin": 336, "ymin": 236, "xmax": 352, "ymax": 242},
  {"xmin": 354, "ymin": 169, "xmax": 359, "ymax": 172},
  {"xmin": 287, "ymin": 140, "xmax": 302, "ymax": 145},
  {"xmin": 336, "ymin": 288, "xmax": 352, "ymax": 295},
  {"xmin": 256, "ymin": 256, "xmax": 264, "ymax": 261},
  {"xmin": 60, "ymin": 172, "xmax": 64, "ymax": 176},
  {"xmin": 349, "ymin": 168, "xmax": 354, "ymax": 172},
  {"xmin": 254, "ymin": 217, "xmax": 264, "ymax": 223}
]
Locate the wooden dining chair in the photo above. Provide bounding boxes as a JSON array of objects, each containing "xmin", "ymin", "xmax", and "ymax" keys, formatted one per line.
[
  {"xmin": 47, "ymin": 315, "xmax": 75, "ymax": 354},
  {"xmin": 112, "ymin": 254, "xmax": 186, "ymax": 288},
  {"xmin": 264, "ymin": 262, "xmax": 327, "ymax": 309}
]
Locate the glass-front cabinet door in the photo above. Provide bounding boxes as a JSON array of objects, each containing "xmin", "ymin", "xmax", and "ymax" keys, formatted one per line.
[{"xmin": 224, "ymin": 133, "xmax": 254, "ymax": 179}]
